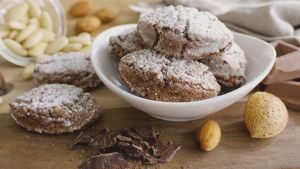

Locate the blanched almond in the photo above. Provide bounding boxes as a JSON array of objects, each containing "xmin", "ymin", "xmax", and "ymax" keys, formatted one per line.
[
  {"xmin": 41, "ymin": 29, "xmax": 55, "ymax": 42},
  {"xmin": 3, "ymin": 39, "xmax": 27, "ymax": 56},
  {"xmin": 23, "ymin": 30, "xmax": 43, "ymax": 49},
  {"xmin": 8, "ymin": 30, "xmax": 19, "ymax": 39},
  {"xmin": 69, "ymin": 36, "xmax": 91, "ymax": 46},
  {"xmin": 8, "ymin": 20, "xmax": 26, "ymax": 30},
  {"xmin": 15, "ymin": 21, "xmax": 39, "ymax": 43},
  {"xmin": 5, "ymin": 2, "xmax": 29, "ymax": 21},
  {"xmin": 62, "ymin": 43, "xmax": 83, "ymax": 52},
  {"xmin": 22, "ymin": 64, "xmax": 36, "ymax": 80},
  {"xmin": 28, "ymin": 42, "xmax": 48, "ymax": 57},
  {"xmin": 40, "ymin": 11, "xmax": 53, "ymax": 31},
  {"xmin": 45, "ymin": 36, "xmax": 69, "ymax": 54},
  {"xmin": 26, "ymin": 0, "xmax": 42, "ymax": 18},
  {"xmin": 0, "ymin": 24, "xmax": 9, "ymax": 38}
]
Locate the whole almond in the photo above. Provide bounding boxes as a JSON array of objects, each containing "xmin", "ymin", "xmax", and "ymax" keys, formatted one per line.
[
  {"xmin": 95, "ymin": 6, "xmax": 120, "ymax": 23},
  {"xmin": 245, "ymin": 92, "xmax": 288, "ymax": 138},
  {"xmin": 197, "ymin": 120, "xmax": 221, "ymax": 151},
  {"xmin": 69, "ymin": 0, "xmax": 92, "ymax": 17},
  {"xmin": 76, "ymin": 16, "xmax": 101, "ymax": 33}
]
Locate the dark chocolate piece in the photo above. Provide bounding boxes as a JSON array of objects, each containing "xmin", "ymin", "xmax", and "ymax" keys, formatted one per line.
[
  {"xmin": 69, "ymin": 132, "xmax": 95, "ymax": 149},
  {"xmin": 158, "ymin": 144, "xmax": 181, "ymax": 163},
  {"xmin": 80, "ymin": 152, "xmax": 127, "ymax": 169},
  {"xmin": 89, "ymin": 127, "xmax": 117, "ymax": 150},
  {"xmin": 71, "ymin": 127, "xmax": 181, "ymax": 166}
]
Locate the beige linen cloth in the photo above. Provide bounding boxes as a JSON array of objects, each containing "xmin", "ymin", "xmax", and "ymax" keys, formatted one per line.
[{"xmin": 131, "ymin": 0, "xmax": 300, "ymax": 45}]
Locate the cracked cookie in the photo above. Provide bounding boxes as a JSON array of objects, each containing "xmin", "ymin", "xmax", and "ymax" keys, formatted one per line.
[
  {"xmin": 10, "ymin": 84, "xmax": 102, "ymax": 134},
  {"xmin": 201, "ymin": 43, "xmax": 247, "ymax": 88},
  {"xmin": 33, "ymin": 52, "xmax": 102, "ymax": 91},
  {"xmin": 119, "ymin": 49, "xmax": 221, "ymax": 102},
  {"xmin": 109, "ymin": 28, "xmax": 146, "ymax": 60},
  {"xmin": 137, "ymin": 5, "xmax": 233, "ymax": 60}
]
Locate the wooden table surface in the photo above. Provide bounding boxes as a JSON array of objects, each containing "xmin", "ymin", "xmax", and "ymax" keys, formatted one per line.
[{"xmin": 0, "ymin": 1, "xmax": 300, "ymax": 169}]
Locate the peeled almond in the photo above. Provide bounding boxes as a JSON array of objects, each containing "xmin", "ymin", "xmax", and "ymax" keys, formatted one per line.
[
  {"xmin": 26, "ymin": 0, "xmax": 42, "ymax": 18},
  {"xmin": 46, "ymin": 37, "xmax": 69, "ymax": 55},
  {"xmin": 5, "ymin": 2, "xmax": 29, "ymax": 21},
  {"xmin": 40, "ymin": 11, "xmax": 53, "ymax": 31},
  {"xmin": 3, "ymin": 39, "xmax": 27, "ymax": 56}
]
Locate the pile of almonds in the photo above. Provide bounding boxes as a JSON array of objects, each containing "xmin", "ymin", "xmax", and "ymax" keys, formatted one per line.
[
  {"xmin": 0, "ymin": 0, "xmax": 92, "ymax": 61},
  {"xmin": 69, "ymin": 0, "xmax": 120, "ymax": 33}
]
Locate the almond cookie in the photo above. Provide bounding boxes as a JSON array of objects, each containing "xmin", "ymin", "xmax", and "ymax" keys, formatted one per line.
[
  {"xmin": 119, "ymin": 49, "xmax": 221, "ymax": 102},
  {"xmin": 201, "ymin": 43, "xmax": 247, "ymax": 88},
  {"xmin": 33, "ymin": 52, "xmax": 101, "ymax": 91},
  {"xmin": 137, "ymin": 5, "xmax": 233, "ymax": 60},
  {"xmin": 109, "ymin": 28, "xmax": 146, "ymax": 60},
  {"xmin": 10, "ymin": 84, "xmax": 102, "ymax": 134}
]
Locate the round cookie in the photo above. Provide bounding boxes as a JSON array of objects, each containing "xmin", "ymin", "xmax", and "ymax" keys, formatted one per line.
[
  {"xmin": 33, "ymin": 52, "xmax": 102, "ymax": 91},
  {"xmin": 201, "ymin": 43, "xmax": 247, "ymax": 88},
  {"xmin": 119, "ymin": 49, "xmax": 221, "ymax": 102},
  {"xmin": 10, "ymin": 84, "xmax": 102, "ymax": 134},
  {"xmin": 137, "ymin": 5, "xmax": 233, "ymax": 60},
  {"xmin": 109, "ymin": 28, "xmax": 146, "ymax": 60}
]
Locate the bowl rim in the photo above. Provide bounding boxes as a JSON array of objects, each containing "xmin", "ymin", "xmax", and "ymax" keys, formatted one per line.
[{"xmin": 91, "ymin": 24, "xmax": 276, "ymax": 106}]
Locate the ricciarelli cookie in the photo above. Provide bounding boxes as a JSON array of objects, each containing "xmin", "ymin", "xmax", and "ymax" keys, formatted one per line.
[
  {"xmin": 109, "ymin": 28, "xmax": 146, "ymax": 60},
  {"xmin": 137, "ymin": 5, "xmax": 233, "ymax": 60},
  {"xmin": 201, "ymin": 43, "xmax": 247, "ymax": 87},
  {"xmin": 33, "ymin": 52, "xmax": 101, "ymax": 91},
  {"xmin": 10, "ymin": 84, "xmax": 102, "ymax": 134},
  {"xmin": 119, "ymin": 49, "xmax": 221, "ymax": 102}
]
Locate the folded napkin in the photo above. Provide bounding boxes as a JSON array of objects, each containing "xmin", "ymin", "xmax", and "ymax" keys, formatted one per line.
[{"xmin": 130, "ymin": 0, "xmax": 300, "ymax": 45}]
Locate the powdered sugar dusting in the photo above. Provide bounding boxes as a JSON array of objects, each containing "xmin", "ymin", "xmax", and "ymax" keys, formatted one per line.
[
  {"xmin": 138, "ymin": 5, "xmax": 233, "ymax": 59},
  {"xmin": 202, "ymin": 43, "xmax": 247, "ymax": 79},
  {"xmin": 12, "ymin": 84, "xmax": 84, "ymax": 110},
  {"xmin": 35, "ymin": 52, "xmax": 93, "ymax": 75},
  {"xmin": 120, "ymin": 49, "xmax": 220, "ymax": 90},
  {"xmin": 109, "ymin": 28, "xmax": 145, "ymax": 58}
]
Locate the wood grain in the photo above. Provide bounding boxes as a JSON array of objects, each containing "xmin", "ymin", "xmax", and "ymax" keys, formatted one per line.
[{"xmin": 0, "ymin": 0, "xmax": 299, "ymax": 169}]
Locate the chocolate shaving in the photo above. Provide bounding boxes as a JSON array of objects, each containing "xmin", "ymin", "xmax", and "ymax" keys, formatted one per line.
[
  {"xmin": 71, "ymin": 127, "xmax": 181, "ymax": 167},
  {"xmin": 80, "ymin": 152, "xmax": 127, "ymax": 169}
]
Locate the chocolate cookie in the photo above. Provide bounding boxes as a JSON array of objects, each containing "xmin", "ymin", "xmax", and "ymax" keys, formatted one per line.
[
  {"xmin": 137, "ymin": 5, "xmax": 233, "ymax": 60},
  {"xmin": 201, "ymin": 43, "xmax": 247, "ymax": 87},
  {"xmin": 10, "ymin": 84, "xmax": 102, "ymax": 134},
  {"xmin": 109, "ymin": 28, "xmax": 146, "ymax": 60},
  {"xmin": 33, "ymin": 52, "xmax": 101, "ymax": 91},
  {"xmin": 119, "ymin": 49, "xmax": 220, "ymax": 102}
]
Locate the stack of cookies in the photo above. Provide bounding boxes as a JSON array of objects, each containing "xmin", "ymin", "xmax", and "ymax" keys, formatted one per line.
[{"xmin": 109, "ymin": 5, "xmax": 247, "ymax": 102}]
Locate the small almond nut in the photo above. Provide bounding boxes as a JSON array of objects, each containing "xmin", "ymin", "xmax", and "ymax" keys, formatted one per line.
[
  {"xmin": 197, "ymin": 120, "xmax": 221, "ymax": 151},
  {"xmin": 95, "ymin": 6, "xmax": 120, "ymax": 23},
  {"xmin": 69, "ymin": 0, "xmax": 92, "ymax": 17},
  {"xmin": 22, "ymin": 64, "xmax": 36, "ymax": 80},
  {"xmin": 0, "ymin": 97, "xmax": 3, "ymax": 104},
  {"xmin": 76, "ymin": 16, "xmax": 101, "ymax": 33},
  {"xmin": 3, "ymin": 39, "xmax": 27, "ymax": 56}
]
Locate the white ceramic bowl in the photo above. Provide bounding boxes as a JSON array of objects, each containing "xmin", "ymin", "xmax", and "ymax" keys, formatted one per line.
[{"xmin": 91, "ymin": 24, "xmax": 276, "ymax": 121}]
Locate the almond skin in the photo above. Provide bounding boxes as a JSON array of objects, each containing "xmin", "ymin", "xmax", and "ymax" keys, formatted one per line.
[
  {"xmin": 95, "ymin": 6, "xmax": 120, "ymax": 23},
  {"xmin": 197, "ymin": 120, "xmax": 221, "ymax": 151},
  {"xmin": 245, "ymin": 92, "xmax": 288, "ymax": 138},
  {"xmin": 76, "ymin": 16, "xmax": 101, "ymax": 33},
  {"xmin": 69, "ymin": 0, "xmax": 92, "ymax": 17}
]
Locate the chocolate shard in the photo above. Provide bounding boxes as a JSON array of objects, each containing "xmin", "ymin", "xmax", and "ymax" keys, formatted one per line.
[
  {"xmin": 134, "ymin": 127, "xmax": 156, "ymax": 139},
  {"xmin": 69, "ymin": 132, "xmax": 94, "ymax": 150},
  {"xmin": 124, "ymin": 129, "xmax": 143, "ymax": 141},
  {"xmin": 158, "ymin": 144, "xmax": 181, "ymax": 163},
  {"xmin": 134, "ymin": 127, "xmax": 158, "ymax": 146},
  {"xmin": 115, "ymin": 135, "xmax": 133, "ymax": 143},
  {"xmin": 89, "ymin": 127, "xmax": 117, "ymax": 150},
  {"xmin": 80, "ymin": 152, "xmax": 127, "ymax": 169}
]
